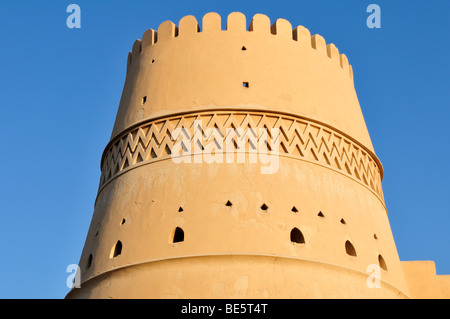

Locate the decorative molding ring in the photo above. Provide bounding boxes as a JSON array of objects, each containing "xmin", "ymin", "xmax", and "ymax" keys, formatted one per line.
[{"xmin": 98, "ymin": 110, "xmax": 383, "ymax": 201}]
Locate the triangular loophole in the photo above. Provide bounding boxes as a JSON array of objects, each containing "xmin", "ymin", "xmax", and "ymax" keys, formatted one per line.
[{"xmin": 225, "ymin": 200, "xmax": 232, "ymax": 207}]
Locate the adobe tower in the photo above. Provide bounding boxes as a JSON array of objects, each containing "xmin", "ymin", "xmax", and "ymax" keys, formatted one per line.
[{"xmin": 66, "ymin": 12, "xmax": 449, "ymax": 299}]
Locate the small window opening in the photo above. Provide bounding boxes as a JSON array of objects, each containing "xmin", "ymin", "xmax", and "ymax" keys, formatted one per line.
[
  {"xmin": 318, "ymin": 211, "xmax": 325, "ymax": 217},
  {"xmin": 110, "ymin": 240, "xmax": 122, "ymax": 258},
  {"xmin": 291, "ymin": 206, "xmax": 298, "ymax": 213},
  {"xmin": 374, "ymin": 233, "xmax": 378, "ymax": 240},
  {"xmin": 340, "ymin": 218, "xmax": 346, "ymax": 224},
  {"xmin": 241, "ymin": 46, "xmax": 247, "ymax": 51},
  {"xmin": 178, "ymin": 207, "xmax": 183, "ymax": 213},
  {"xmin": 260, "ymin": 203, "xmax": 268, "ymax": 211},
  {"xmin": 151, "ymin": 59, "xmax": 155, "ymax": 63},
  {"xmin": 226, "ymin": 200, "xmax": 232, "ymax": 207},
  {"xmin": 172, "ymin": 227, "xmax": 184, "ymax": 243},
  {"xmin": 345, "ymin": 240, "xmax": 357, "ymax": 257},
  {"xmin": 243, "ymin": 82, "xmax": 249, "ymax": 88},
  {"xmin": 142, "ymin": 96, "xmax": 147, "ymax": 104},
  {"xmin": 95, "ymin": 223, "xmax": 100, "ymax": 237},
  {"xmin": 120, "ymin": 218, "xmax": 126, "ymax": 225},
  {"xmin": 290, "ymin": 227, "xmax": 305, "ymax": 244},
  {"xmin": 86, "ymin": 254, "xmax": 93, "ymax": 269},
  {"xmin": 378, "ymin": 254, "xmax": 388, "ymax": 271}
]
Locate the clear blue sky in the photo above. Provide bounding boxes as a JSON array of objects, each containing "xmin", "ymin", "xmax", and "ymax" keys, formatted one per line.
[{"xmin": 0, "ymin": 0, "xmax": 448, "ymax": 299}]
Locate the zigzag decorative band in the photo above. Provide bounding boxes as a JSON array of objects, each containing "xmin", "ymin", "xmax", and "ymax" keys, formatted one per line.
[{"xmin": 99, "ymin": 109, "xmax": 383, "ymax": 201}]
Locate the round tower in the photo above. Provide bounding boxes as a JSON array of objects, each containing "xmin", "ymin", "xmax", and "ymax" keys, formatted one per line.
[{"xmin": 66, "ymin": 12, "xmax": 410, "ymax": 298}]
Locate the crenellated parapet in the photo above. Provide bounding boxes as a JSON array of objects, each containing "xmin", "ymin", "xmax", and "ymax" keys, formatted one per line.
[{"xmin": 127, "ymin": 12, "xmax": 353, "ymax": 79}]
